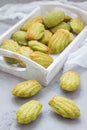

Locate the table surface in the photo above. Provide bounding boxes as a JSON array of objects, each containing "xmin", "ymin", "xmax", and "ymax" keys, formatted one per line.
[
  {"xmin": 0, "ymin": 68, "xmax": 87, "ymax": 130},
  {"xmin": 0, "ymin": 1, "xmax": 87, "ymax": 130}
]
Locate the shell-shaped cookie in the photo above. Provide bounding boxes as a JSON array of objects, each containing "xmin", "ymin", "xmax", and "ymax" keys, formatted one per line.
[
  {"xmin": 40, "ymin": 30, "xmax": 52, "ymax": 45},
  {"xmin": 59, "ymin": 71, "xmax": 80, "ymax": 91},
  {"xmin": 1, "ymin": 39, "xmax": 19, "ymax": 52},
  {"xmin": 12, "ymin": 80, "xmax": 42, "ymax": 97},
  {"xmin": 12, "ymin": 31, "xmax": 28, "ymax": 45},
  {"xmin": 48, "ymin": 29, "xmax": 71, "ymax": 54},
  {"xmin": 50, "ymin": 22, "xmax": 71, "ymax": 33},
  {"xmin": 69, "ymin": 32, "xmax": 75, "ymax": 42},
  {"xmin": 1, "ymin": 39, "xmax": 19, "ymax": 64},
  {"xmin": 70, "ymin": 18, "xmax": 85, "ymax": 34},
  {"xmin": 18, "ymin": 61, "xmax": 26, "ymax": 68},
  {"xmin": 17, "ymin": 46, "xmax": 33, "ymax": 58},
  {"xmin": 4, "ymin": 57, "xmax": 18, "ymax": 64},
  {"xmin": 17, "ymin": 46, "xmax": 33, "ymax": 67},
  {"xmin": 43, "ymin": 11, "xmax": 65, "ymax": 28},
  {"xmin": 16, "ymin": 100, "xmax": 42, "ymax": 124},
  {"xmin": 30, "ymin": 51, "xmax": 53, "ymax": 68},
  {"xmin": 48, "ymin": 96, "xmax": 80, "ymax": 119},
  {"xmin": 28, "ymin": 40, "xmax": 50, "ymax": 53},
  {"xmin": 26, "ymin": 22, "xmax": 45, "ymax": 40},
  {"xmin": 64, "ymin": 15, "xmax": 72, "ymax": 22},
  {"xmin": 21, "ymin": 17, "xmax": 43, "ymax": 31}
]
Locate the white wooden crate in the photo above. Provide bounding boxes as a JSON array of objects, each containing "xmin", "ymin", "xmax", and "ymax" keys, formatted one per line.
[{"xmin": 0, "ymin": 2, "xmax": 87, "ymax": 85}]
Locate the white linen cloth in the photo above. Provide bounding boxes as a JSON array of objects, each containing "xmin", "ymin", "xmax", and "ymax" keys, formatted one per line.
[{"xmin": 64, "ymin": 38, "xmax": 87, "ymax": 72}]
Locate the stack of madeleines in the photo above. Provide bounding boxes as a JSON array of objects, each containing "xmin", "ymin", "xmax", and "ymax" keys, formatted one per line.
[{"xmin": 0, "ymin": 10, "xmax": 85, "ymax": 68}]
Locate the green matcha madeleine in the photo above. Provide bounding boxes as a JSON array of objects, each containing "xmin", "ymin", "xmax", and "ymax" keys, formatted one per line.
[
  {"xmin": 48, "ymin": 96, "xmax": 80, "ymax": 119},
  {"xmin": 59, "ymin": 71, "xmax": 80, "ymax": 91},
  {"xmin": 1, "ymin": 39, "xmax": 19, "ymax": 64},
  {"xmin": 40, "ymin": 30, "xmax": 52, "ymax": 45},
  {"xmin": 43, "ymin": 11, "xmax": 65, "ymax": 28},
  {"xmin": 70, "ymin": 18, "xmax": 85, "ymax": 34},
  {"xmin": 69, "ymin": 32, "xmax": 75, "ymax": 42},
  {"xmin": 17, "ymin": 46, "xmax": 33, "ymax": 67},
  {"xmin": 12, "ymin": 31, "xmax": 28, "ymax": 45},
  {"xmin": 21, "ymin": 16, "xmax": 43, "ymax": 31},
  {"xmin": 30, "ymin": 51, "xmax": 53, "ymax": 68},
  {"xmin": 64, "ymin": 15, "xmax": 72, "ymax": 22},
  {"xmin": 16, "ymin": 100, "xmax": 42, "ymax": 124},
  {"xmin": 50, "ymin": 22, "xmax": 71, "ymax": 33},
  {"xmin": 12, "ymin": 79, "xmax": 42, "ymax": 98},
  {"xmin": 4, "ymin": 57, "xmax": 18, "ymax": 64},
  {"xmin": 28, "ymin": 40, "xmax": 50, "ymax": 53},
  {"xmin": 26, "ymin": 22, "xmax": 45, "ymax": 40},
  {"xmin": 1, "ymin": 39, "xmax": 19, "ymax": 51},
  {"xmin": 17, "ymin": 46, "xmax": 33, "ymax": 57},
  {"xmin": 48, "ymin": 29, "xmax": 72, "ymax": 54}
]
